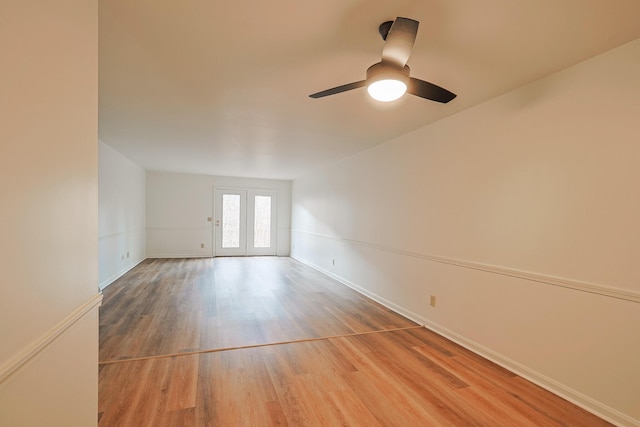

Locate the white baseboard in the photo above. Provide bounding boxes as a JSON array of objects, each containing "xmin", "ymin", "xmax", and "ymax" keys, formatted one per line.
[
  {"xmin": 145, "ymin": 254, "xmax": 212, "ymax": 259},
  {"xmin": 291, "ymin": 254, "xmax": 639, "ymax": 427},
  {"xmin": 419, "ymin": 320, "xmax": 639, "ymax": 427},
  {"xmin": 99, "ymin": 257, "xmax": 147, "ymax": 290}
]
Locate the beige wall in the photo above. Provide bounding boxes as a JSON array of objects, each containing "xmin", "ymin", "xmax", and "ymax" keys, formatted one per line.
[
  {"xmin": 0, "ymin": 1, "xmax": 100, "ymax": 425},
  {"xmin": 99, "ymin": 141, "xmax": 146, "ymax": 289},
  {"xmin": 291, "ymin": 39, "xmax": 640, "ymax": 426},
  {"xmin": 146, "ymin": 171, "xmax": 292, "ymax": 257}
]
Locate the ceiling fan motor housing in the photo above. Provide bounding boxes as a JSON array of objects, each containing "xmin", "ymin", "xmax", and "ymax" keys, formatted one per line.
[{"xmin": 366, "ymin": 62, "xmax": 410, "ymax": 86}]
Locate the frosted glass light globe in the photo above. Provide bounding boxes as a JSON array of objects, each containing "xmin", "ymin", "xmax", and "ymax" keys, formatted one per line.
[{"xmin": 367, "ymin": 79, "xmax": 407, "ymax": 102}]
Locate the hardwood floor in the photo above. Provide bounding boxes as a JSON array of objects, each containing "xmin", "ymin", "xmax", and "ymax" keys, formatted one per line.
[{"xmin": 99, "ymin": 257, "xmax": 612, "ymax": 426}]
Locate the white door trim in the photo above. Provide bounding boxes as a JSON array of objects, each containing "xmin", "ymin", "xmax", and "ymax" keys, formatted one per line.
[{"xmin": 213, "ymin": 187, "xmax": 278, "ymax": 257}]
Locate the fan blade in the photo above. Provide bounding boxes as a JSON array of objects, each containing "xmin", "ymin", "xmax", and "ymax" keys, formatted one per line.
[
  {"xmin": 408, "ymin": 77, "xmax": 457, "ymax": 103},
  {"xmin": 309, "ymin": 80, "xmax": 367, "ymax": 98},
  {"xmin": 381, "ymin": 17, "xmax": 419, "ymax": 68}
]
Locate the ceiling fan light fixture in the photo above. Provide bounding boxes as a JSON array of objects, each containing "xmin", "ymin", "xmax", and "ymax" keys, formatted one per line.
[
  {"xmin": 367, "ymin": 79, "xmax": 407, "ymax": 102},
  {"xmin": 365, "ymin": 62, "xmax": 410, "ymax": 102},
  {"xmin": 308, "ymin": 17, "xmax": 456, "ymax": 104}
]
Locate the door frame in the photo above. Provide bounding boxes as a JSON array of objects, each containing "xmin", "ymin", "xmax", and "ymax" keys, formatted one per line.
[
  {"xmin": 213, "ymin": 188, "xmax": 247, "ymax": 256},
  {"xmin": 246, "ymin": 189, "xmax": 278, "ymax": 256},
  {"xmin": 213, "ymin": 187, "xmax": 278, "ymax": 257}
]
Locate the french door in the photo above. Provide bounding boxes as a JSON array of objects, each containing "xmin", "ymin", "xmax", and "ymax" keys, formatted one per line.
[{"xmin": 213, "ymin": 188, "xmax": 277, "ymax": 256}]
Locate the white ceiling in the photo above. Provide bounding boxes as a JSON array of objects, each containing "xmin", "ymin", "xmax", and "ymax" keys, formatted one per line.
[{"xmin": 99, "ymin": 0, "xmax": 640, "ymax": 180}]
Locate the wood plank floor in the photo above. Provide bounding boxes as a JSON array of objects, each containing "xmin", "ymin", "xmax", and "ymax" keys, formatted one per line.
[{"xmin": 98, "ymin": 257, "xmax": 612, "ymax": 426}]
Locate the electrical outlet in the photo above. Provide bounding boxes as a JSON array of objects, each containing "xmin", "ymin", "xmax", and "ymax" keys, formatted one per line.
[
  {"xmin": 201, "ymin": 243, "xmax": 205, "ymax": 248},
  {"xmin": 207, "ymin": 217, "xmax": 212, "ymax": 222},
  {"xmin": 430, "ymin": 295, "xmax": 436, "ymax": 307}
]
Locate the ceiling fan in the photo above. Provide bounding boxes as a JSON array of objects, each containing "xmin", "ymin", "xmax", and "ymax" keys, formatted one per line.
[{"xmin": 309, "ymin": 17, "xmax": 456, "ymax": 104}]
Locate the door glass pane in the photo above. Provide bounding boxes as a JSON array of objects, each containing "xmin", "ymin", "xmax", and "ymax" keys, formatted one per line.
[
  {"xmin": 222, "ymin": 194, "xmax": 240, "ymax": 248},
  {"xmin": 253, "ymin": 196, "xmax": 271, "ymax": 248}
]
